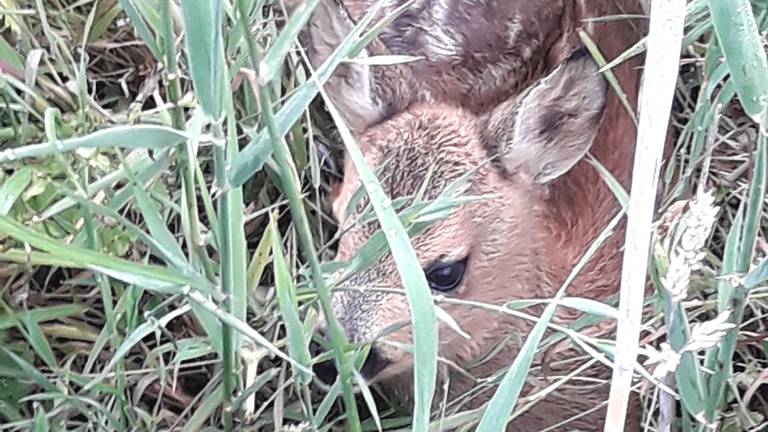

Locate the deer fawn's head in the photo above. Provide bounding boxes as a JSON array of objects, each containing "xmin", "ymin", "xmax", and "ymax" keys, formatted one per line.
[
  {"xmin": 303, "ymin": 1, "xmax": 608, "ymax": 390},
  {"xmin": 312, "ymin": 60, "xmax": 608, "ymax": 387}
]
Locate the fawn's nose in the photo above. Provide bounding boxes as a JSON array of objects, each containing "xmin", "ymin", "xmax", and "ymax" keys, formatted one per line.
[
  {"xmin": 309, "ymin": 328, "xmax": 390, "ymax": 384},
  {"xmin": 310, "ymin": 339, "xmax": 339, "ymax": 385},
  {"xmin": 310, "ymin": 325, "xmax": 338, "ymax": 385}
]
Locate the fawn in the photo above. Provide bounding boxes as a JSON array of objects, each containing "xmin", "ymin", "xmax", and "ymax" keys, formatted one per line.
[{"xmin": 291, "ymin": 0, "xmax": 645, "ymax": 429}]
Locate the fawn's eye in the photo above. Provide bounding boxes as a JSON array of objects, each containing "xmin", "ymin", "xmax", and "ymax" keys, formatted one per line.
[{"xmin": 425, "ymin": 257, "xmax": 467, "ymax": 292}]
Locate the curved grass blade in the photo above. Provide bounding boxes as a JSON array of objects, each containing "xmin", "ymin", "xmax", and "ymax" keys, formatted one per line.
[
  {"xmin": 318, "ymin": 87, "xmax": 437, "ymax": 432},
  {"xmin": 83, "ymin": 304, "xmax": 192, "ymax": 391},
  {"xmin": 0, "ymin": 125, "xmax": 189, "ymax": 163},
  {"xmin": 745, "ymin": 258, "xmax": 768, "ymax": 289},
  {"xmin": 0, "ymin": 304, "xmax": 87, "ymax": 332},
  {"xmin": 258, "ymin": 0, "xmax": 322, "ymax": 83},
  {"xmin": 132, "ymin": 185, "xmax": 188, "ymax": 269},
  {"xmin": 229, "ymin": 0, "xmax": 398, "ymax": 187}
]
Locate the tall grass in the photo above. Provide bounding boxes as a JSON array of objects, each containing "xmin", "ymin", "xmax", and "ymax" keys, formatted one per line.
[{"xmin": 0, "ymin": 0, "xmax": 766, "ymax": 431}]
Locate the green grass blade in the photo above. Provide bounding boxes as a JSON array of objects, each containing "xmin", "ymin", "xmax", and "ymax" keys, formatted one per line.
[
  {"xmin": 737, "ymin": 130, "xmax": 767, "ymax": 271},
  {"xmin": 0, "ymin": 216, "xmax": 216, "ymax": 297},
  {"xmin": 0, "ymin": 167, "xmax": 32, "ymax": 215},
  {"xmin": 259, "ymin": 0, "xmax": 321, "ymax": 83},
  {"xmin": 33, "ymin": 406, "xmax": 49, "ymax": 432},
  {"xmin": 117, "ymin": 0, "xmax": 162, "ymax": 58},
  {"xmin": 37, "ymin": 149, "xmax": 153, "ymax": 221},
  {"xmin": 228, "ymin": 0, "xmax": 390, "ymax": 187},
  {"xmin": 182, "ymin": 383, "xmax": 224, "ymax": 432},
  {"xmin": 0, "ymin": 304, "xmax": 87, "ymax": 331},
  {"xmin": 707, "ymin": 0, "xmax": 768, "ymax": 126},
  {"xmin": 179, "ymin": 0, "xmax": 223, "ymax": 118},
  {"xmin": 318, "ymin": 89, "xmax": 437, "ymax": 432},
  {"xmin": 132, "ymin": 185, "xmax": 188, "ymax": 269},
  {"xmin": 186, "ymin": 290, "xmax": 312, "ymax": 375},
  {"xmin": 270, "ymin": 216, "xmax": 312, "ymax": 385},
  {"xmin": 0, "ymin": 125, "xmax": 188, "ymax": 163},
  {"xmin": 20, "ymin": 315, "xmax": 57, "ymax": 370},
  {"xmin": 84, "ymin": 304, "xmax": 192, "ymax": 391},
  {"xmin": 744, "ymin": 257, "xmax": 768, "ymax": 289}
]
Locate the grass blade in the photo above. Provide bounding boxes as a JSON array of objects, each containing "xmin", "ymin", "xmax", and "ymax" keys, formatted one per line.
[
  {"xmin": 318, "ymin": 87, "xmax": 437, "ymax": 432},
  {"xmin": 0, "ymin": 167, "xmax": 32, "ymax": 215},
  {"xmin": 270, "ymin": 216, "xmax": 312, "ymax": 385},
  {"xmin": 707, "ymin": 0, "xmax": 768, "ymax": 127},
  {"xmin": 258, "ymin": 0, "xmax": 321, "ymax": 83},
  {"xmin": 132, "ymin": 185, "xmax": 188, "ymax": 269},
  {"xmin": 604, "ymin": 0, "xmax": 686, "ymax": 429},
  {"xmin": 0, "ymin": 216, "xmax": 216, "ymax": 297},
  {"xmin": 179, "ymin": 0, "xmax": 223, "ymax": 118},
  {"xmin": 0, "ymin": 304, "xmax": 87, "ymax": 331},
  {"xmin": 228, "ymin": 0, "xmax": 391, "ymax": 187},
  {"xmin": 0, "ymin": 125, "xmax": 188, "ymax": 163}
]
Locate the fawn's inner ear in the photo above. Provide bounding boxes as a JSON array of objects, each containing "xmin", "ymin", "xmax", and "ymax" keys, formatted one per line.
[
  {"xmin": 482, "ymin": 49, "xmax": 608, "ymax": 184},
  {"xmin": 298, "ymin": 0, "xmax": 419, "ymax": 133}
]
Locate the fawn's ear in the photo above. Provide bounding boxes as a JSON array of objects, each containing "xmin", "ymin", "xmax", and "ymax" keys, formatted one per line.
[
  {"xmin": 293, "ymin": 0, "xmax": 416, "ymax": 133},
  {"xmin": 483, "ymin": 48, "xmax": 607, "ymax": 184}
]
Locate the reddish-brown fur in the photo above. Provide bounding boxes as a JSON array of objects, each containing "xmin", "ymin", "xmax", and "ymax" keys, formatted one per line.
[{"xmin": 291, "ymin": 0, "xmax": 645, "ymax": 430}]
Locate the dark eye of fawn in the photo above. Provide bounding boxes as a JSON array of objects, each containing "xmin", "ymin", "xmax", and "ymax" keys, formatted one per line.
[{"xmin": 425, "ymin": 258, "xmax": 467, "ymax": 292}]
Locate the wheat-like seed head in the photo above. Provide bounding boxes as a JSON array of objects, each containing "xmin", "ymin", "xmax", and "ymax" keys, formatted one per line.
[{"xmin": 660, "ymin": 190, "xmax": 720, "ymax": 303}]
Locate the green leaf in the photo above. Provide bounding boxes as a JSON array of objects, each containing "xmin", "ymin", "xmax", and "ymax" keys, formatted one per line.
[
  {"xmin": 117, "ymin": 0, "xmax": 162, "ymax": 58},
  {"xmin": 0, "ymin": 125, "xmax": 188, "ymax": 163},
  {"xmin": 0, "ymin": 216, "xmax": 216, "ymax": 297},
  {"xmin": 85, "ymin": 305, "xmax": 192, "ymax": 391},
  {"xmin": 21, "ymin": 316, "xmax": 57, "ymax": 370},
  {"xmin": 258, "ymin": 0, "xmax": 321, "ymax": 83},
  {"xmin": 319, "ymin": 88, "xmax": 437, "ymax": 431},
  {"xmin": 0, "ymin": 304, "xmax": 87, "ymax": 332},
  {"xmin": 0, "ymin": 168, "xmax": 32, "ymax": 215},
  {"xmin": 229, "ymin": 0, "xmax": 396, "ymax": 186},
  {"xmin": 745, "ymin": 258, "xmax": 768, "ymax": 289},
  {"xmin": 179, "ymin": 0, "xmax": 224, "ymax": 118},
  {"xmin": 33, "ymin": 406, "xmax": 49, "ymax": 432},
  {"xmin": 504, "ymin": 296, "xmax": 619, "ymax": 320},
  {"xmin": 182, "ymin": 384, "xmax": 223, "ymax": 432},
  {"xmin": 270, "ymin": 218, "xmax": 312, "ymax": 385},
  {"xmin": 707, "ymin": 0, "xmax": 768, "ymax": 126},
  {"xmin": 186, "ymin": 291, "xmax": 312, "ymax": 375},
  {"xmin": 132, "ymin": 185, "xmax": 188, "ymax": 269}
]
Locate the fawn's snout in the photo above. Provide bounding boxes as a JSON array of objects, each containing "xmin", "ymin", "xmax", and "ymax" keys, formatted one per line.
[{"xmin": 310, "ymin": 325, "xmax": 391, "ymax": 385}]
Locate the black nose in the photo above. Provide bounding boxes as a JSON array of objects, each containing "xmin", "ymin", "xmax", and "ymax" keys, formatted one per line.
[
  {"xmin": 310, "ymin": 328, "xmax": 339, "ymax": 385},
  {"xmin": 360, "ymin": 346, "xmax": 389, "ymax": 380},
  {"xmin": 311, "ymin": 346, "xmax": 339, "ymax": 385},
  {"xmin": 310, "ymin": 340, "xmax": 390, "ymax": 385}
]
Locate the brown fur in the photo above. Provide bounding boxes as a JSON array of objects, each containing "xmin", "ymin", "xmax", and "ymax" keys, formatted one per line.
[{"xmin": 291, "ymin": 0, "xmax": 646, "ymax": 430}]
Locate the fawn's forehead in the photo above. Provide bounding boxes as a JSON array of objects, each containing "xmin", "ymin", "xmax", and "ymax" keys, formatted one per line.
[
  {"xmin": 357, "ymin": 104, "xmax": 486, "ymax": 199},
  {"xmin": 333, "ymin": 106, "xmax": 486, "ymax": 260}
]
